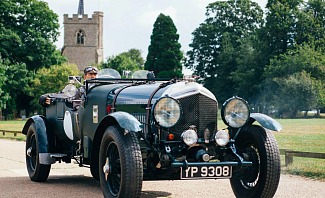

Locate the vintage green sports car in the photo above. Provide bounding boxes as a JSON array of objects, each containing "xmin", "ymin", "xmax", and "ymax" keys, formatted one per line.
[{"xmin": 22, "ymin": 69, "xmax": 282, "ymax": 198}]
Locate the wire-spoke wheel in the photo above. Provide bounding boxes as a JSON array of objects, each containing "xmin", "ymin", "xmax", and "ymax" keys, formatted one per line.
[
  {"xmin": 26, "ymin": 123, "xmax": 51, "ymax": 182},
  {"xmin": 99, "ymin": 125, "xmax": 143, "ymax": 198},
  {"xmin": 230, "ymin": 125, "xmax": 281, "ymax": 198}
]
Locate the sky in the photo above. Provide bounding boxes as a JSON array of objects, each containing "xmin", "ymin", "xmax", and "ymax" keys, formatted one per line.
[{"xmin": 43, "ymin": 0, "xmax": 267, "ymax": 61}]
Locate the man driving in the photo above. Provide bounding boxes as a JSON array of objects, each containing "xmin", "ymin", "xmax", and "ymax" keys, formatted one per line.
[
  {"xmin": 83, "ymin": 66, "xmax": 98, "ymax": 80},
  {"xmin": 39, "ymin": 66, "xmax": 98, "ymax": 107}
]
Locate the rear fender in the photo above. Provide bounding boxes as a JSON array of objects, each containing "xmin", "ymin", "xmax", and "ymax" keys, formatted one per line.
[
  {"xmin": 22, "ymin": 115, "xmax": 54, "ymax": 164},
  {"xmin": 249, "ymin": 113, "xmax": 282, "ymax": 132},
  {"xmin": 22, "ymin": 115, "xmax": 49, "ymax": 153}
]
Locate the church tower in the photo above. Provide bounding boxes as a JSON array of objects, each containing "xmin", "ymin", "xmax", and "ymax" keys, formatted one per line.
[{"xmin": 62, "ymin": 0, "xmax": 103, "ymax": 71}]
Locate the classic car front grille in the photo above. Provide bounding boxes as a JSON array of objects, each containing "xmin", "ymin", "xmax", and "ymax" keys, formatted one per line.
[
  {"xmin": 132, "ymin": 94, "xmax": 217, "ymax": 141},
  {"xmin": 168, "ymin": 94, "xmax": 217, "ymax": 140}
]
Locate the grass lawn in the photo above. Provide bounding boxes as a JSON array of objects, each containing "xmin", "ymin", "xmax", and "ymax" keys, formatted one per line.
[
  {"xmin": 275, "ymin": 119, "xmax": 325, "ymax": 152},
  {"xmin": 274, "ymin": 119, "xmax": 325, "ymax": 180},
  {"xmin": 1, "ymin": 118, "xmax": 324, "ymax": 180},
  {"xmin": 0, "ymin": 120, "xmax": 27, "ymax": 141}
]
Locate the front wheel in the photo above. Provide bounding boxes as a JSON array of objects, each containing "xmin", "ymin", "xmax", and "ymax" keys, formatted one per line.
[
  {"xmin": 99, "ymin": 125, "xmax": 143, "ymax": 198},
  {"xmin": 230, "ymin": 125, "xmax": 281, "ymax": 198},
  {"xmin": 25, "ymin": 123, "xmax": 51, "ymax": 182}
]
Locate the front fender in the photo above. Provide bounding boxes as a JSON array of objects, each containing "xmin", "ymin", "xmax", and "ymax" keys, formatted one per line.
[
  {"xmin": 22, "ymin": 115, "xmax": 49, "ymax": 153},
  {"xmin": 108, "ymin": 112, "xmax": 142, "ymax": 132},
  {"xmin": 250, "ymin": 113, "xmax": 282, "ymax": 132}
]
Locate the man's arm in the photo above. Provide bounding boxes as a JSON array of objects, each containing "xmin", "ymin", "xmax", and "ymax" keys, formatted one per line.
[{"xmin": 39, "ymin": 94, "xmax": 51, "ymax": 107}]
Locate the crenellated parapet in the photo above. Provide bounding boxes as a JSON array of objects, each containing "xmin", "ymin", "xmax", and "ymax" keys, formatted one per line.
[{"xmin": 63, "ymin": 12, "xmax": 103, "ymax": 24}]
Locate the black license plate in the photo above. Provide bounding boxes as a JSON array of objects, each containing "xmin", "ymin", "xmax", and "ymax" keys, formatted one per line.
[{"xmin": 181, "ymin": 165, "xmax": 232, "ymax": 179}]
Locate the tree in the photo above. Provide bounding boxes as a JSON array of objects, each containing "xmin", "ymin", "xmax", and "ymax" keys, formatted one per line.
[
  {"xmin": 304, "ymin": 0, "xmax": 325, "ymax": 52},
  {"xmin": 0, "ymin": 57, "xmax": 10, "ymax": 119},
  {"xmin": 208, "ymin": 32, "xmax": 237, "ymax": 102},
  {"xmin": 28, "ymin": 63, "xmax": 79, "ymax": 113},
  {"xmin": 123, "ymin": 49, "xmax": 145, "ymax": 69},
  {"xmin": 102, "ymin": 49, "xmax": 144, "ymax": 76},
  {"xmin": 312, "ymin": 79, "xmax": 325, "ymax": 116},
  {"xmin": 1, "ymin": 59, "xmax": 31, "ymax": 119},
  {"xmin": 269, "ymin": 72, "xmax": 318, "ymax": 118},
  {"xmin": 264, "ymin": 0, "xmax": 304, "ymax": 58},
  {"xmin": 145, "ymin": 14, "xmax": 183, "ymax": 79},
  {"xmin": 263, "ymin": 44, "xmax": 325, "ymax": 117},
  {"xmin": 0, "ymin": 0, "xmax": 66, "ymax": 118},
  {"xmin": 265, "ymin": 44, "xmax": 325, "ymax": 80},
  {"xmin": 0, "ymin": 0, "xmax": 62, "ymax": 71},
  {"xmin": 230, "ymin": 34, "xmax": 266, "ymax": 103},
  {"xmin": 185, "ymin": 0, "xmax": 264, "ymax": 102}
]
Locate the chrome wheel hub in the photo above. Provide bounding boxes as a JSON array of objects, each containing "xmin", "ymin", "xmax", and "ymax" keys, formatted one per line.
[
  {"xmin": 26, "ymin": 147, "xmax": 32, "ymax": 157},
  {"xmin": 103, "ymin": 158, "xmax": 110, "ymax": 178}
]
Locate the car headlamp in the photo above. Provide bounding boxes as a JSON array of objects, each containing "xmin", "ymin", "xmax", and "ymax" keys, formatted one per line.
[
  {"xmin": 215, "ymin": 130, "xmax": 229, "ymax": 146},
  {"xmin": 221, "ymin": 96, "xmax": 250, "ymax": 128},
  {"xmin": 181, "ymin": 129, "xmax": 198, "ymax": 146},
  {"xmin": 62, "ymin": 84, "xmax": 78, "ymax": 98},
  {"xmin": 153, "ymin": 97, "xmax": 181, "ymax": 128}
]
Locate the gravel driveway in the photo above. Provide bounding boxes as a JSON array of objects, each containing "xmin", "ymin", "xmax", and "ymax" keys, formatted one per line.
[{"xmin": 0, "ymin": 139, "xmax": 324, "ymax": 198}]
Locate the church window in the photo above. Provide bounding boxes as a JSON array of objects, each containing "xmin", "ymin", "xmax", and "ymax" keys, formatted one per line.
[{"xmin": 77, "ymin": 30, "xmax": 85, "ymax": 44}]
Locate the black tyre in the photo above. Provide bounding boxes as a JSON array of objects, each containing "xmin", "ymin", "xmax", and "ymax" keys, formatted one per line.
[
  {"xmin": 25, "ymin": 123, "xmax": 51, "ymax": 182},
  {"xmin": 230, "ymin": 125, "xmax": 280, "ymax": 198},
  {"xmin": 99, "ymin": 125, "xmax": 143, "ymax": 198},
  {"xmin": 90, "ymin": 161, "xmax": 100, "ymax": 181}
]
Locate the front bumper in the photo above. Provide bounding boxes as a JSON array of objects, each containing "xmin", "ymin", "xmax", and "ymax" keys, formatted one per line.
[{"xmin": 171, "ymin": 160, "xmax": 252, "ymax": 168}]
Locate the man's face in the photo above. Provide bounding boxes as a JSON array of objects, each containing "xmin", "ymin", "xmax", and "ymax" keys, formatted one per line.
[{"xmin": 84, "ymin": 72, "xmax": 97, "ymax": 80}]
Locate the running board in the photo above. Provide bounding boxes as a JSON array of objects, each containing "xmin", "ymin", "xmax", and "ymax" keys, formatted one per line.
[
  {"xmin": 39, "ymin": 153, "xmax": 68, "ymax": 165},
  {"xmin": 50, "ymin": 153, "xmax": 67, "ymax": 158}
]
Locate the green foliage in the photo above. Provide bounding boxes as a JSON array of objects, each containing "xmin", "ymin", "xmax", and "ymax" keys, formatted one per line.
[
  {"xmin": 264, "ymin": 0, "xmax": 325, "ymax": 57},
  {"xmin": 0, "ymin": 0, "xmax": 67, "ymax": 118},
  {"xmin": 265, "ymin": 0, "xmax": 304, "ymax": 57},
  {"xmin": 0, "ymin": 57, "xmax": 9, "ymax": 109},
  {"xmin": 102, "ymin": 48, "xmax": 144, "ymax": 76},
  {"xmin": 124, "ymin": 49, "xmax": 145, "ymax": 69},
  {"xmin": 185, "ymin": 0, "xmax": 263, "ymax": 102},
  {"xmin": 230, "ymin": 35, "xmax": 266, "ymax": 102},
  {"xmin": 0, "ymin": 57, "xmax": 31, "ymax": 118},
  {"xmin": 0, "ymin": 0, "xmax": 63, "ymax": 71},
  {"xmin": 145, "ymin": 13, "xmax": 183, "ymax": 79},
  {"xmin": 185, "ymin": 0, "xmax": 325, "ymax": 113},
  {"xmin": 272, "ymin": 72, "xmax": 317, "ymax": 118},
  {"xmin": 313, "ymin": 80, "xmax": 325, "ymax": 111},
  {"xmin": 265, "ymin": 44, "xmax": 325, "ymax": 80},
  {"xmin": 302, "ymin": 0, "xmax": 325, "ymax": 52},
  {"xmin": 261, "ymin": 1, "xmax": 325, "ymax": 114},
  {"xmin": 28, "ymin": 63, "xmax": 79, "ymax": 112},
  {"xmin": 157, "ymin": 70, "xmax": 182, "ymax": 79},
  {"xmin": 263, "ymin": 45, "xmax": 325, "ymax": 117}
]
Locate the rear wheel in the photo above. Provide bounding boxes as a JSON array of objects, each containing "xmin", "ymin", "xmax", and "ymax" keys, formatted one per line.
[
  {"xmin": 99, "ymin": 125, "xmax": 143, "ymax": 198},
  {"xmin": 230, "ymin": 125, "xmax": 280, "ymax": 198},
  {"xmin": 25, "ymin": 123, "xmax": 51, "ymax": 182}
]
